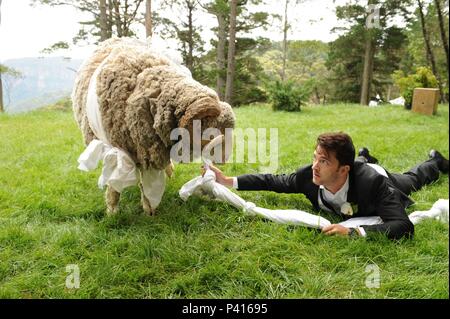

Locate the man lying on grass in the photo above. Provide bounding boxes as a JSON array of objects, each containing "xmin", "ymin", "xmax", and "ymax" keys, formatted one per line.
[{"xmin": 204, "ymin": 132, "xmax": 449, "ymax": 240}]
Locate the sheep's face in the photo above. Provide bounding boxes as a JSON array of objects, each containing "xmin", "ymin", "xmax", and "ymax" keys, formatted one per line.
[
  {"xmin": 199, "ymin": 101, "xmax": 235, "ymax": 164},
  {"xmin": 178, "ymin": 98, "xmax": 235, "ymax": 164}
]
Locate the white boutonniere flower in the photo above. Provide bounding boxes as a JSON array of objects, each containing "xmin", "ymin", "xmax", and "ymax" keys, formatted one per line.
[{"xmin": 340, "ymin": 202, "xmax": 354, "ymax": 216}]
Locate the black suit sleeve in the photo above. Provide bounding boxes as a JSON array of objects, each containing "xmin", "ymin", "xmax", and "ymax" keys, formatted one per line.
[
  {"xmin": 236, "ymin": 167, "xmax": 310, "ymax": 194},
  {"xmin": 360, "ymin": 175, "xmax": 414, "ymax": 240}
]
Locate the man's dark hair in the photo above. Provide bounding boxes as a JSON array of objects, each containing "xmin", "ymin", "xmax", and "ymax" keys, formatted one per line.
[{"xmin": 316, "ymin": 132, "xmax": 355, "ymax": 168}]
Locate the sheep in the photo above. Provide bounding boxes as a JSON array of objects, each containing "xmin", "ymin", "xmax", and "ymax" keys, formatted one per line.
[{"xmin": 72, "ymin": 37, "xmax": 235, "ymax": 216}]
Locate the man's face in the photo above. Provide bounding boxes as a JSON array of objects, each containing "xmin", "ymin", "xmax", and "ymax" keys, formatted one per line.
[{"xmin": 312, "ymin": 145, "xmax": 342, "ymax": 186}]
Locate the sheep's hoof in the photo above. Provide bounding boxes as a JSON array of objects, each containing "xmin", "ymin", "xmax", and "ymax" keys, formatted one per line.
[
  {"xmin": 165, "ymin": 160, "xmax": 175, "ymax": 178},
  {"xmin": 145, "ymin": 207, "xmax": 157, "ymax": 216},
  {"xmin": 141, "ymin": 196, "xmax": 156, "ymax": 216},
  {"xmin": 105, "ymin": 186, "xmax": 120, "ymax": 217},
  {"xmin": 142, "ymin": 203, "xmax": 156, "ymax": 216},
  {"xmin": 106, "ymin": 206, "xmax": 119, "ymax": 216}
]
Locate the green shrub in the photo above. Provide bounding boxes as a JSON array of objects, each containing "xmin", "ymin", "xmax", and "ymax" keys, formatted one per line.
[
  {"xmin": 392, "ymin": 67, "xmax": 438, "ymax": 109},
  {"xmin": 266, "ymin": 80, "xmax": 310, "ymax": 112},
  {"xmin": 43, "ymin": 97, "xmax": 72, "ymax": 112}
]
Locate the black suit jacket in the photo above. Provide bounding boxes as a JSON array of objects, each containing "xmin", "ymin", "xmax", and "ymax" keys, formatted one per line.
[{"xmin": 237, "ymin": 161, "xmax": 415, "ymax": 239}]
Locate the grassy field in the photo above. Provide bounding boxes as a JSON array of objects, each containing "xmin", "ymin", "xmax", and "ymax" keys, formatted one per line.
[{"xmin": 0, "ymin": 103, "xmax": 448, "ymax": 298}]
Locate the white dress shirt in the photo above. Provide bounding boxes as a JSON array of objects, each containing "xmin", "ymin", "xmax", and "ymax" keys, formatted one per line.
[{"xmin": 318, "ymin": 175, "xmax": 349, "ymax": 213}]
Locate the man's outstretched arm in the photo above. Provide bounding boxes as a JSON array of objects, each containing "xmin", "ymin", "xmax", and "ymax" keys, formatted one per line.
[{"xmin": 204, "ymin": 164, "xmax": 309, "ymax": 194}]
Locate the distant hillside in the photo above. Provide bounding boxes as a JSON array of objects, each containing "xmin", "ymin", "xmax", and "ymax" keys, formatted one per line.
[{"xmin": 2, "ymin": 57, "xmax": 82, "ymax": 113}]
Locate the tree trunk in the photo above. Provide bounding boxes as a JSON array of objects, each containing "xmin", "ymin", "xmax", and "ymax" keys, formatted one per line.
[
  {"xmin": 122, "ymin": 0, "xmax": 131, "ymax": 36},
  {"xmin": 314, "ymin": 88, "xmax": 320, "ymax": 104},
  {"xmin": 107, "ymin": 0, "xmax": 114, "ymax": 37},
  {"xmin": 216, "ymin": 11, "xmax": 227, "ymax": 100},
  {"xmin": 0, "ymin": 0, "xmax": 3, "ymax": 111},
  {"xmin": 145, "ymin": 0, "xmax": 152, "ymax": 38},
  {"xmin": 0, "ymin": 72, "xmax": 4, "ymax": 113},
  {"xmin": 186, "ymin": 1, "xmax": 194, "ymax": 72},
  {"xmin": 99, "ymin": 0, "xmax": 109, "ymax": 41},
  {"xmin": 225, "ymin": 0, "xmax": 237, "ymax": 105},
  {"xmin": 418, "ymin": 0, "xmax": 445, "ymax": 102},
  {"xmin": 281, "ymin": 0, "xmax": 289, "ymax": 82},
  {"xmin": 360, "ymin": 33, "xmax": 375, "ymax": 105},
  {"xmin": 387, "ymin": 85, "xmax": 392, "ymax": 102},
  {"xmin": 434, "ymin": 0, "xmax": 449, "ymax": 74},
  {"xmin": 113, "ymin": 0, "xmax": 123, "ymax": 37}
]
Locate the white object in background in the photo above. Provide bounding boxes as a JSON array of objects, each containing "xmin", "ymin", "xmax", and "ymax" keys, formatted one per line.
[
  {"xmin": 389, "ymin": 96, "xmax": 405, "ymax": 106},
  {"xmin": 409, "ymin": 199, "xmax": 449, "ymax": 225},
  {"xmin": 369, "ymin": 100, "xmax": 378, "ymax": 107}
]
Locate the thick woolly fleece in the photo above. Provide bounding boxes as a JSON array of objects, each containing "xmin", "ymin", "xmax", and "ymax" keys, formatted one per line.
[{"xmin": 72, "ymin": 37, "xmax": 235, "ymax": 171}]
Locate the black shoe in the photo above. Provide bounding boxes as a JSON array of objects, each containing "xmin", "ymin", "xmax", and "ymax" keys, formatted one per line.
[
  {"xmin": 358, "ymin": 147, "xmax": 379, "ymax": 164},
  {"xmin": 429, "ymin": 149, "xmax": 449, "ymax": 174}
]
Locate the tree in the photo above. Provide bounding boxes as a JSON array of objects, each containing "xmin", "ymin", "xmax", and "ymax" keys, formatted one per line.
[
  {"xmin": 0, "ymin": 65, "xmax": 23, "ymax": 113},
  {"xmin": 395, "ymin": 0, "xmax": 448, "ymax": 101},
  {"xmin": 228, "ymin": 37, "xmax": 270, "ymax": 105},
  {"xmin": 33, "ymin": 0, "xmax": 146, "ymax": 51},
  {"xmin": 201, "ymin": 0, "xmax": 228, "ymax": 100},
  {"xmin": 327, "ymin": 25, "xmax": 366, "ymax": 102},
  {"xmin": 145, "ymin": 0, "xmax": 152, "ymax": 38},
  {"xmin": 99, "ymin": 0, "xmax": 109, "ymax": 41},
  {"xmin": 159, "ymin": 0, "xmax": 205, "ymax": 74},
  {"xmin": 433, "ymin": 0, "xmax": 448, "ymax": 73},
  {"xmin": 281, "ymin": 0, "xmax": 289, "ymax": 82},
  {"xmin": 225, "ymin": 0, "xmax": 238, "ymax": 104},
  {"xmin": 202, "ymin": 0, "xmax": 270, "ymax": 103},
  {"xmin": 280, "ymin": 0, "xmax": 305, "ymax": 82},
  {"xmin": 258, "ymin": 40, "xmax": 330, "ymax": 103},
  {"xmin": 360, "ymin": 28, "xmax": 376, "ymax": 105},
  {"xmin": 330, "ymin": 0, "xmax": 413, "ymax": 104},
  {"xmin": 417, "ymin": 0, "xmax": 444, "ymax": 101},
  {"xmin": 163, "ymin": 0, "xmax": 269, "ymax": 105}
]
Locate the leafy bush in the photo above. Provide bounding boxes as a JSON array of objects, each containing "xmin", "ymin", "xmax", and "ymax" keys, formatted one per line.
[
  {"xmin": 392, "ymin": 67, "xmax": 438, "ymax": 109},
  {"xmin": 44, "ymin": 97, "xmax": 72, "ymax": 112},
  {"xmin": 266, "ymin": 80, "xmax": 310, "ymax": 112}
]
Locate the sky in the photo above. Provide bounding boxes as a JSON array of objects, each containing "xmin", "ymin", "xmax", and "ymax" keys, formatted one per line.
[{"xmin": 0, "ymin": 0, "xmax": 349, "ymax": 62}]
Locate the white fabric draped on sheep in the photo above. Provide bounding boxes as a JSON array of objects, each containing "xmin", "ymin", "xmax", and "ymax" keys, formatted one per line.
[{"xmin": 179, "ymin": 167, "xmax": 449, "ymax": 230}]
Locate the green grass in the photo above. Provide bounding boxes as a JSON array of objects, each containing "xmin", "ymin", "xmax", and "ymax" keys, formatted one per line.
[{"xmin": 0, "ymin": 103, "xmax": 448, "ymax": 298}]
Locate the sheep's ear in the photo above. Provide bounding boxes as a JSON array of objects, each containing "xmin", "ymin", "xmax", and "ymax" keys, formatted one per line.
[{"xmin": 179, "ymin": 97, "xmax": 221, "ymax": 128}]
